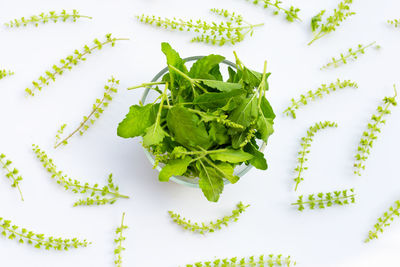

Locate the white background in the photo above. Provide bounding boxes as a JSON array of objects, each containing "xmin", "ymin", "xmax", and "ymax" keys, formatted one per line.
[{"xmin": 1, "ymin": 0, "xmax": 400, "ymax": 266}]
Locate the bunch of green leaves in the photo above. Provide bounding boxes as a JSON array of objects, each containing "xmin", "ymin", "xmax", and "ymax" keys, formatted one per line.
[
  {"xmin": 4, "ymin": 10, "xmax": 92, "ymax": 28},
  {"xmin": 292, "ymin": 188, "xmax": 355, "ymax": 211},
  {"xmin": 321, "ymin": 42, "xmax": 380, "ymax": 70},
  {"xmin": 32, "ymin": 144, "xmax": 129, "ymax": 206},
  {"xmin": 283, "ymin": 79, "xmax": 358, "ymax": 118},
  {"xmin": 168, "ymin": 202, "xmax": 249, "ymax": 234},
  {"xmin": 294, "ymin": 121, "xmax": 338, "ymax": 191},
  {"xmin": 0, "ymin": 69, "xmax": 14, "ymax": 80},
  {"xmin": 354, "ymin": 86, "xmax": 398, "ymax": 176},
  {"xmin": 365, "ymin": 200, "xmax": 400, "ymax": 243},
  {"xmin": 26, "ymin": 33, "xmax": 128, "ymax": 96},
  {"xmin": 185, "ymin": 254, "xmax": 296, "ymax": 267},
  {"xmin": 309, "ymin": 0, "xmax": 355, "ymax": 45},
  {"xmin": 244, "ymin": 0, "xmax": 301, "ymax": 22},
  {"xmin": 136, "ymin": 8, "xmax": 263, "ymax": 46},
  {"xmin": 54, "ymin": 76, "xmax": 119, "ymax": 148},
  {"xmin": 118, "ymin": 43, "xmax": 275, "ymax": 202},
  {"xmin": 0, "ymin": 154, "xmax": 24, "ymax": 201},
  {"xmin": 114, "ymin": 212, "xmax": 128, "ymax": 267},
  {"xmin": 388, "ymin": 19, "xmax": 400, "ymax": 28},
  {"xmin": 0, "ymin": 217, "xmax": 89, "ymax": 250}
]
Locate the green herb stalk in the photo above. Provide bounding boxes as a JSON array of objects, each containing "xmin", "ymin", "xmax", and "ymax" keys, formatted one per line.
[
  {"xmin": 0, "ymin": 154, "xmax": 24, "ymax": 201},
  {"xmin": 26, "ymin": 34, "xmax": 128, "ymax": 96},
  {"xmin": 292, "ymin": 189, "xmax": 355, "ymax": 211},
  {"xmin": 388, "ymin": 19, "xmax": 400, "ymax": 28},
  {"xmin": 136, "ymin": 9, "xmax": 263, "ymax": 46},
  {"xmin": 0, "ymin": 217, "xmax": 89, "ymax": 250},
  {"xmin": 169, "ymin": 202, "xmax": 249, "ymax": 234},
  {"xmin": 32, "ymin": 145, "xmax": 129, "ymax": 206},
  {"xmin": 0, "ymin": 69, "xmax": 14, "ymax": 80},
  {"xmin": 244, "ymin": 0, "xmax": 301, "ymax": 22},
  {"xmin": 294, "ymin": 121, "xmax": 338, "ymax": 191},
  {"xmin": 321, "ymin": 42, "xmax": 380, "ymax": 70},
  {"xmin": 54, "ymin": 76, "xmax": 119, "ymax": 148},
  {"xmin": 283, "ymin": 79, "xmax": 358, "ymax": 118},
  {"xmin": 354, "ymin": 86, "xmax": 398, "ymax": 176},
  {"xmin": 185, "ymin": 254, "xmax": 296, "ymax": 266},
  {"xmin": 4, "ymin": 10, "xmax": 92, "ymax": 28},
  {"xmin": 114, "ymin": 212, "xmax": 128, "ymax": 267},
  {"xmin": 309, "ymin": 0, "xmax": 355, "ymax": 45},
  {"xmin": 366, "ymin": 200, "xmax": 400, "ymax": 242}
]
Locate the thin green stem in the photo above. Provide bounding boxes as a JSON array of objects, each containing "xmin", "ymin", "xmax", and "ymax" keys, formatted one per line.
[
  {"xmin": 168, "ymin": 65, "xmax": 193, "ymax": 84},
  {"xmin": 257, "ymin": 60, "xmax": 268, "ymax": 108},
  {"xmin": 127, "ymin": 81, "xmax": 165, "ymax": 91},
  {"xmin": 308, "ymin": 32, "xmax": 328, "ymax": 46},
  {"xmin": 177, "ymin": 148, "xmax": 229, "ymax": 156}
]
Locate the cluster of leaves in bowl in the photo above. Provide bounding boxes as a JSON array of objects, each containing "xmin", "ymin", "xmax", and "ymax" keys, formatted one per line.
[
  {"xmin": 321, "ymin": 42, "xmax": 380, "ymax": 70},
  {"xmin": 0, "ymin": 153, "xmax": 24, "ymax": 201},
  {"xmin": 118, "ymin": 43, "xmax": 275, "ymax": 202},
  {"xmin": 32, "ymin": 145, "xmax": 129, "ymax": 206},
  {"xmin": 283, "ymin": 79, "xmax": 358, "ymax": 118},
  {"xmin": 292, "ymin": 189, "xmax": 355, "ymax": 211},
  {"xmin": 4, "ymin": 10, "xmax": 92, "ymax": 28},
  {"xmin": 185, "ymin": 254, "xmax": 296, "ymax": 266},
  {"xmin": 0, "ymin": 69, "xmax": 14, "ymax": 80},
  {"xmin": 168, "ymin": 202, "xmax": 249, "ymax": 234},
  {"xmin": 0, "ymin": 217, "xmax": 89, "ymax": 250},
  {"xmin": 244, "ymin": 0, "xmax": 301, "ymax": 22},
  {"xmin": 354, "ymin": 87, "xmax": 398, "ymax": 176},
  {"xmin": 136, "ymin": 8, "xmax": 263, "ymax": 46},
  {"xmin": 309, "ymin": 0, "xmax": 355, "ymax": 45},
  {"xmin": 54, "ymin": 76, "xmax": 119, "ymax": 148}
]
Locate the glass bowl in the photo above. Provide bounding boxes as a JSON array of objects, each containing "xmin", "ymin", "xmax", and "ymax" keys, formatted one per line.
[{"xmin": 141, "ymin": 56, "xmax": 266, "ymax": 188}]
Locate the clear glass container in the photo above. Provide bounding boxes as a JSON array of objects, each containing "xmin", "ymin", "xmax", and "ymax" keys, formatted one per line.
[{"xmin": 141, "ymin": 56, "xmax": 266, "ymax": 188}]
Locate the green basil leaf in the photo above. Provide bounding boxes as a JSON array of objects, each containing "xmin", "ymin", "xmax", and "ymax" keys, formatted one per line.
[
  {"xmin": 117, "ymin": 104, "xmax": 156, "ymax": 138},
  {"xmin": 209, "ymin": 64, "xmax": 223, "ymax": 81},
  {"xmin": 167, "ymin": 106, "xmax": 210, "ymax": 148},
  {"xmin": 231, "ymin": 130, "xmax": 248, "ymax": 149},
  {"xmin": 209, "ymin": 122, "xmax": 230, "ymax": 145},
  {"xmin": 228, "ymin": 96, "xmax": 258, "ymax": 127},
  {"xmin": 199, "ymin": 166, "xmax": 224, "ymax": 202},
  {"xmin": 200, "ymin": 80, "xmax": 243, "ymax": 92},
  {"xmin": 143, "ymin": 123, "xmax": 167, "ymax": 146},
  {"xmin": 193, "ymin": 89, "xmax": 246, "ymax": 109},
  {"xmin": 260, "ymin": 96, "xmax": 275, "ymax": 119},
  {"xmin": 227, "ymin": 67, "xmax": 238, "ymax": 83},
  {"xmin": 188, "ymin": 55, "xmax": 225, "ymax": 79},
  {"xmin": 244, "ymin": 142, "xmax": 268, "ymax": 170},
  {"xmin": 209, "ymin": 149, "xmax": 253, "ymax": 163},
  {"xmin": 159, "ymin": 157, "xmax": 192, "ymax": 182},
  {"xmin": 213, "ymin": 162, "xmax": 239, "ymax": 184}
]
